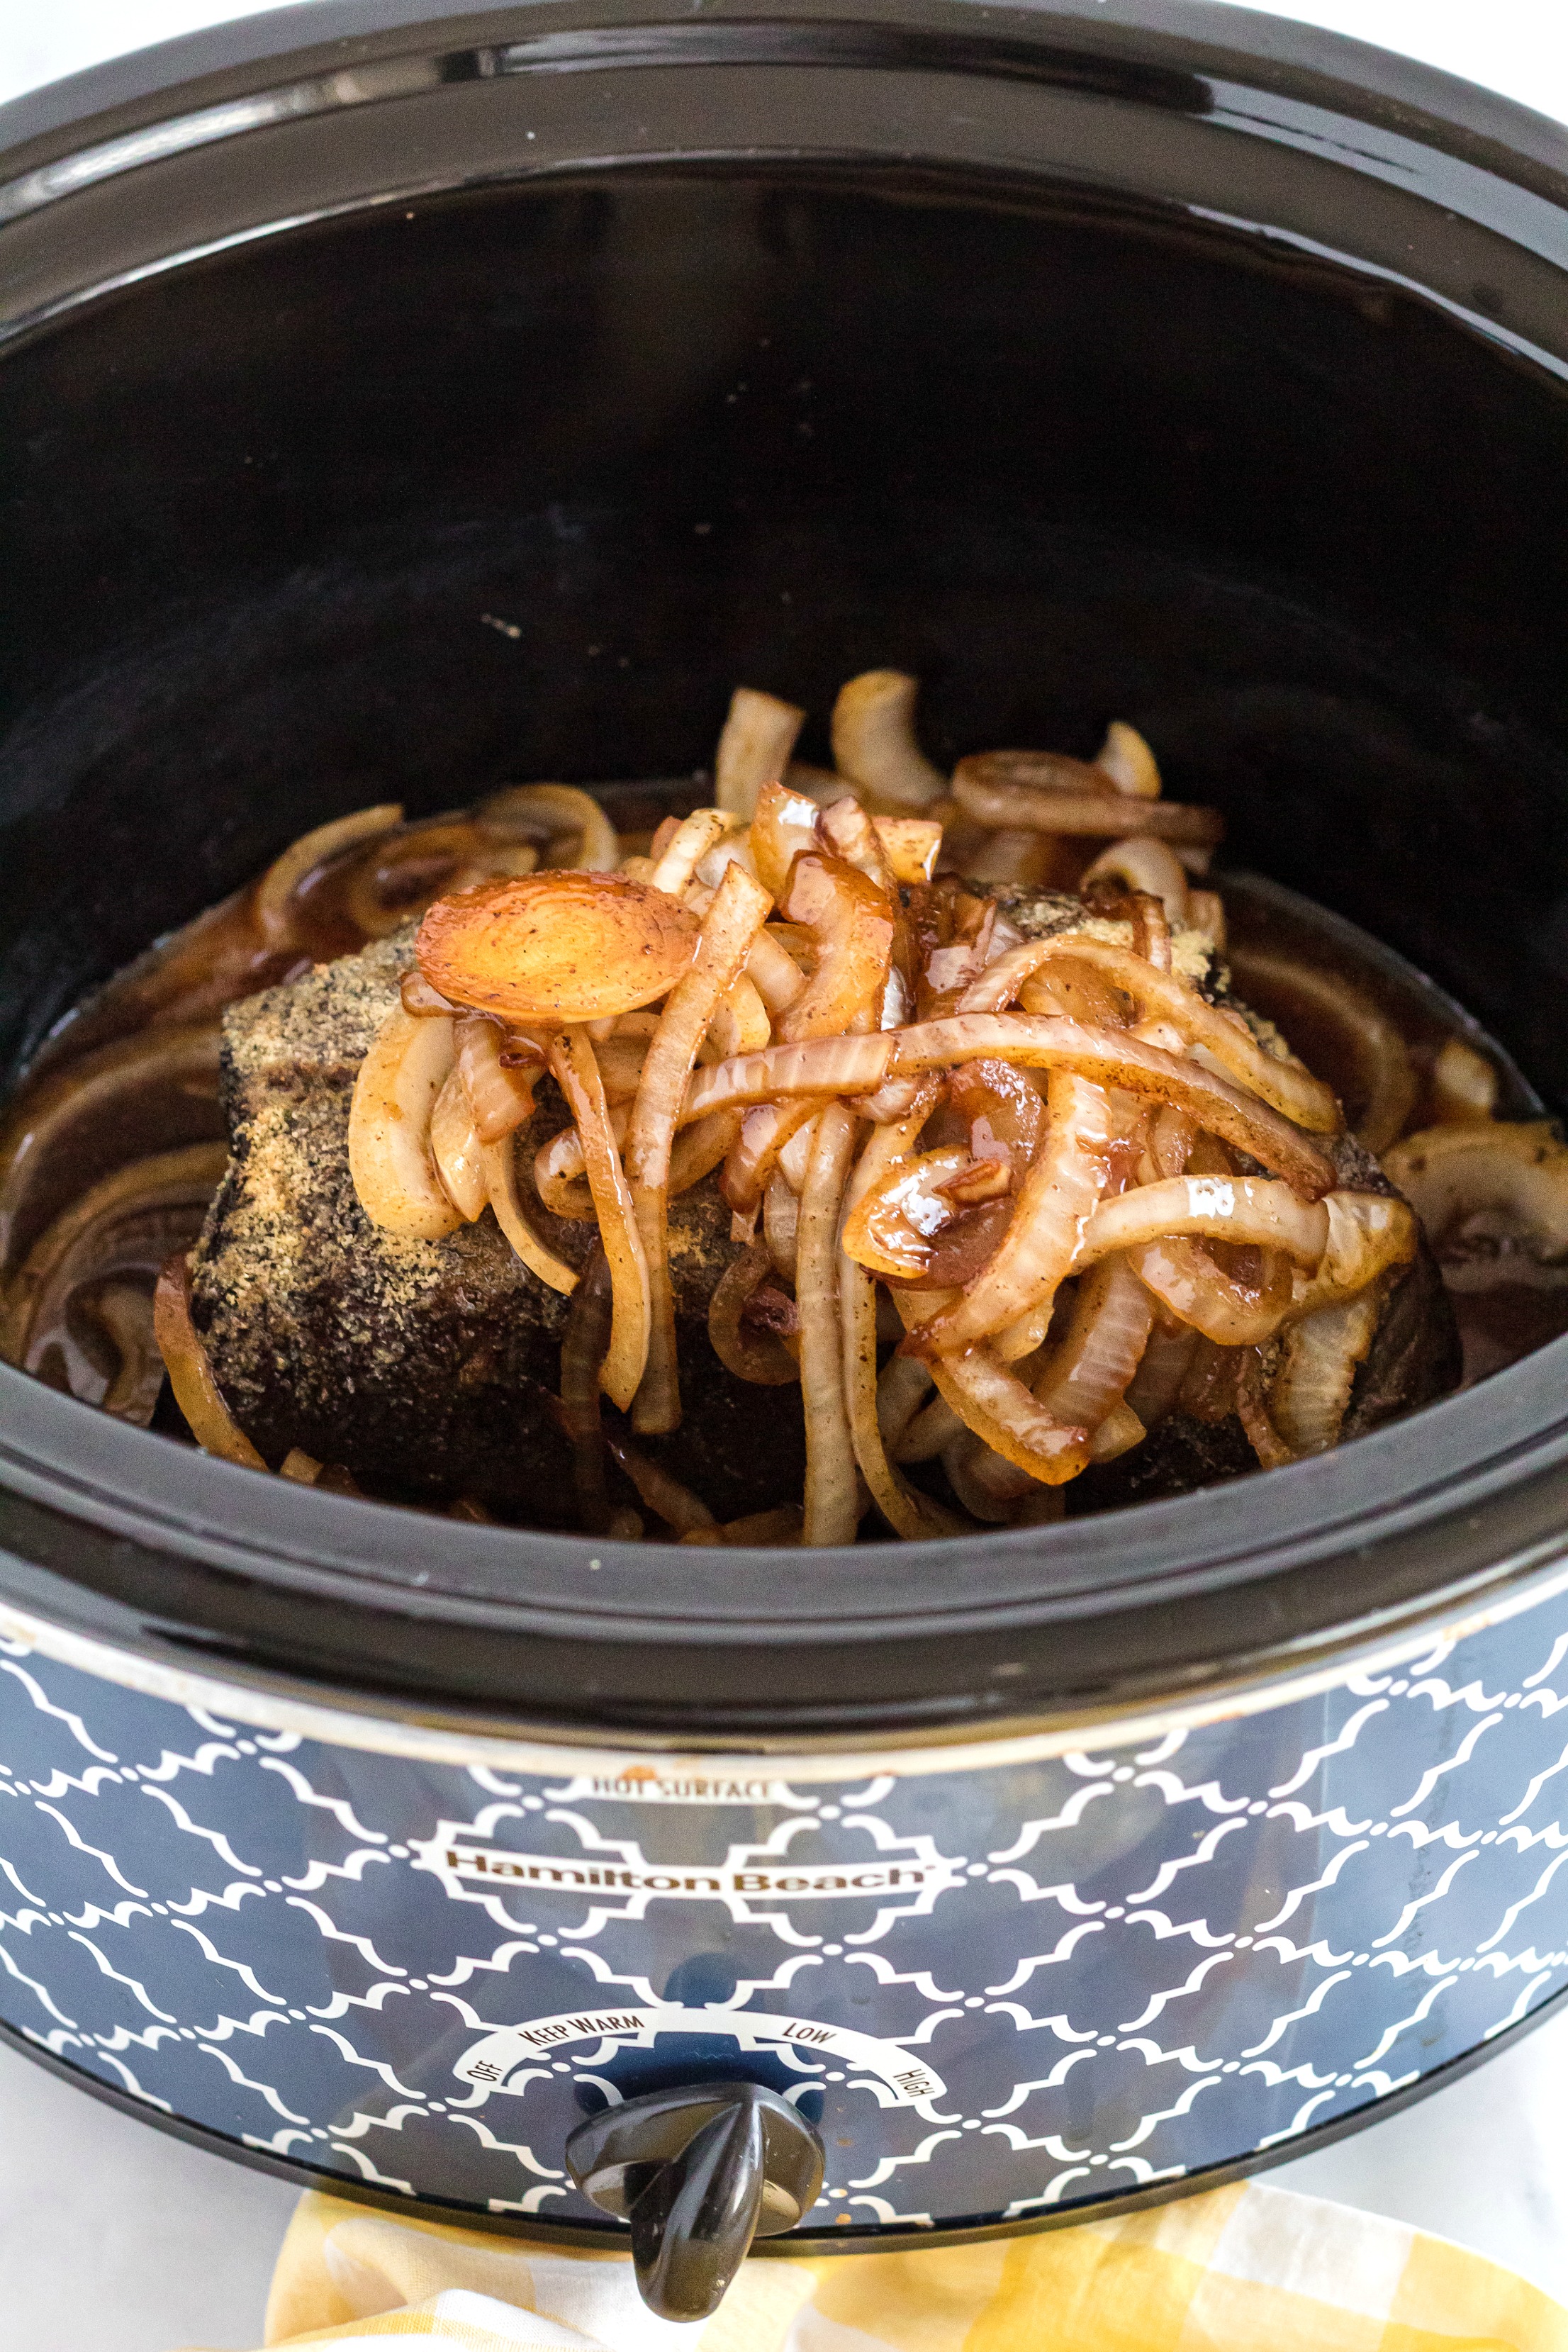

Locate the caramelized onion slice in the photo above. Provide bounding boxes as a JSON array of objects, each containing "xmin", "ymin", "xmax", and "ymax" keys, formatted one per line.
[
  {"xmin": 254, "ymin": 804, "xmax": 403, "ymax": 945},
  {"xmin": 890, "ymin": 1014, "xmax": 1336, "ymax": 1195},
  {"xmin": 902, "ymin": 1075, "xmax": 1116, "ymax": 1357},
  {"xmin": 1287, "ymin": 1191, "xmax": 1416, "ymax": 1319},
  {"xmin": 715, "ymin": 688, "xmax": 807, "ymax": 821},
  {"xmin": 777, "ymin": 851, "xmax": 896, "ymax": 1042},
  {"xmin": 891, "ymin": 1289, "xmax": 1091, "ymax": 1486},
  {"xmin": 551, "ymin": 1032, "xmax": 651, "ymax": 1412},
  {"xmin": 746, "ymin": 926, "xmax": 809, "ymax": 1018},
  {"xmin": 605, "ymin": 1433, "xmax": 717, "ymax": 1535},
  {"xmin": 683, "ymin": 1033, "xmax": 896, "ymax": 1123},
  {"xmin": 763, "ymin": 1168, "xmax": 800, "ymax": 1282},
  {"xmin": 1034, "ymin": 1253, "xmax": 1155, "ymax": 1432},
  {"xmin": 873, "ymin": 817, "xmax": 943, "ymax": 884},
  {"xmin": 1081, "ymin": 838, "xmax": 1189, "ymax": 927},
  {"xmin": 1271, "ymin": 1291, "xmax": 1382, "ymax": 1455},
  {"xmin": 348, "ymin": 1007, "xmax": 462, "ymax": 1240},
  {"xmin": 891, "ymin": 1390, "xmax": 965, "ymax": 1465},
  {"xmin": 722, "ymin": 1097, "xmax": 825, "ymax": 1215},
  {"xmin": 0, "ymin": 1142, "xmax": 230, "ymax": 1406},
  {"xmin": 153, "ymin": 1252, "xmax": 267, "ymax": 1468},
  {"xmin": 705, "ymin": 973, "xmax": 773, "ymax": 1060},
  {"xmin": 346, "ymin": 819, "xmax": 537, "ymax": 939},
  {"xmin": 681, "ymin": 1503, "xmax": 806, "ymax": 1547},
  {"xmin": 1095, "ymin": 720, "xmax": 1162, "ymax": 798},
  {"xmin": 430, "ymin": 1065, "xmax": 488, "ymax": 1221},
  {"xmin": 831, "ymin": 671, "xmax": 947, "ymax": 809},
  {"xmin": 0, "ymin": 1021, "xmax": 224, "ymax": 1280},
  {"xmin": 1123, "ymin": 1313, "xmax": 1199, "ymax": 1430},
  {"xmin": 1077, "ymin": 1175, "xmax": 1328, "ymax": 1272},
  {"xmin": 841, "ymin": 1146, "xmax": 978, "ymax": 1282},
  {"xmin": 710, "ymin": 1240, "xmax": 800, "ymax": 1386},
  {"xmin": 418, "ymin": 870, "xmax": 698, "ymax": 1024},
  {"xmin": 953, "ymin": 756, "xmax": 1223, "ymax": 844},
  {"xmin": 1383, "ymin": 1121, "xmax": 1568, "ymax": 1269},
  {"xmin": 969, "ymin": 937, "xmax": 1339, "ymax": 1133},
  {"xmin": 749, "ymin": 780, "xmax": 824, "ymax": 901},
  {"xmin": 651, "ymin": 807, "xmax": 739, "ymax": 897},
  {"xmin": 561, "ymin": 1245, "xmax": 615, "ymax": 1533},
  {"xmin": 478, "ymin": 783, "xmax": 619, "ymax": 871},
  {"xmin": 1129, "ymin": 1237, "xmax": 1294, "ymax": 1348},
  {"xmin": 1429, "ymin": 1037, "xmax": 1499, "ymax": 1126},
  {"xmin": 627, "ymin": 861, "xmax": 773, "ymax": 1432},
  {"xmin": 481, "ymin": 1136, "xmax": 578, "ymax": 1294},
  {"xmin": 798, "ymin": 1103, "xmax": 862, "ymax": 1544},
  {"xmin": 819, "ymin": 795, "xmax": 895, "ymax": 887},
  {"xmin": 1225, "ymin": 943, "xmax": 1416, "ymax": 1154},
  {"xmin": 457, "ymin": 1015, "xmax": 540, "ymax": 1145},
  {"xmin": 840, "ymin": 1111, "xmax": 970, "ymax": 1539}
]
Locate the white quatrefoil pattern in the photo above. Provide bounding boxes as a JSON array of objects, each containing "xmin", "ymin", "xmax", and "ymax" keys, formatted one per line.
[{"xmin": 2, "ymin": 1596, "xmax": 1568, "ymax": 2237}]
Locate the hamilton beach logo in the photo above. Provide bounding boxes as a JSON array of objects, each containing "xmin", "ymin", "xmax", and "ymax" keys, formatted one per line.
[
  {"xmin": 411, "ymin": 1800, "xmax": 961, "ymax": 1936},
  {"xmin": 452, "ymin": 2004, "xmax": 947, "ymax": 2108}
]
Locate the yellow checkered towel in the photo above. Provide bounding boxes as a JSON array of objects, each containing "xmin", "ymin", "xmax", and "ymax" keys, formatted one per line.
[{"xmin": 193, "ymin": 2175, "xmax": 1567, "ymax": 2349}]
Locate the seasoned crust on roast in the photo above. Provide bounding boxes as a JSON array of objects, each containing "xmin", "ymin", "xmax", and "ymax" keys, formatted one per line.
[
  {"xmin": 189, "ymin": 928, "xmax": 804, "ymax": 1523},
  {"xmin": 189, "ymin": 897, "xmax": 1460, "ymax": 1528}
]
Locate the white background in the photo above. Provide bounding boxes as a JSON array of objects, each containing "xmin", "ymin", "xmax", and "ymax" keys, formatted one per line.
[{"xmin": 4, "ymin": 2, "xmax": 1568, "ymax": 2345}]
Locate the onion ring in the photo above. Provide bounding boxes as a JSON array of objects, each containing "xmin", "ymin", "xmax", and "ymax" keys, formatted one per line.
[
  {"xmin": 890, "ymin": 1014, "xmax": 1338, "ymax": 1194},
  {"xmin": 254, "ymin": 804, "xmax": 403, "ymax": 945},
  {"xmin": 1076, "ymin": 1174, "xmax": 1329, "ymax": 1271},
  {"xmin": 348, "ymin": 1007, "xmax": 463, "ymax": 1241},
  {"xmin": 901, "ymin": 1075, "xmax": 1116, "ymax": 1357},
  {"xmin": 561, "ymin": 1245, "xmax": 615, "ymax": 1532},
  {"xmin": 1271, "ymin": 1292, "xmax": 1382, "ymax": 1455},
  {"xmin": 709, "ymin": 1241, "xmax": 800, "ymax": 1386},
  {"xmin": 153, "ymin": 1252, "xmax": 267, "ymax": 1468},
  {"xmin": 481, "ymin": 1134, "xmax": 578, "ymax": 1295},
  {"xmin": 961, "ymin": 938, "xmax": 1338, "ymax": 1133},
  {"xmin": 831, "ymin": 671, "xmax": 946, "ymax": 809},
  {"xmin": 430, "ymin": 1064, "xmax": 488, "ymax": 1221},
  {"xmin": 1095, "ymin": 720, "xmax": 1162, "ymax": 798},
  {"xmin": 953, "ymin": 756, "xmax": 1223, "ymax": 845},
  {"xmin": 626, "ymin": 861, "xmax": 772, "ymax": 1431},
  {"xmin": 551, "ymin": 1031, "xmax": 651, "ymax": 1413},
  {"xmin": 1081, "ymin": 839, "xmax": 1189, "ymax": 927},
  {"xmin": 1129, "ymin": 1236, "xmax": 1295, "ymax": 1348},
  {"xmin": 798, "ymin": 1102, "xmax": 862, "ymax": 1544},
  {"xmin": 715, "ymin": 688, "xmax": 807, "ymax": 822},
  {"xmin": 1225, "ymin": 943, "xmax": 1416, "ymax": 1153}
]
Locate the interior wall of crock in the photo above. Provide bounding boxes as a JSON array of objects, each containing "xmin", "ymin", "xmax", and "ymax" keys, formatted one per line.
[{"xmin": 3, "ymin": 166, "xmax": 1567, "ymax": 1104}]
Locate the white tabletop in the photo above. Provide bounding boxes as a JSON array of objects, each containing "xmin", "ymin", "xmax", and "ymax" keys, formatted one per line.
[{"xmin": 4, "ymin": 2, "xmax": 1568, "ymax": 2343}]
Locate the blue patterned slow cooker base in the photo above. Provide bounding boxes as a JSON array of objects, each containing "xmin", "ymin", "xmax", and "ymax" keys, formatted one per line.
[{"xmin": 1, "ymin": 1586, "xmax": 1566, "ymax": 2237}]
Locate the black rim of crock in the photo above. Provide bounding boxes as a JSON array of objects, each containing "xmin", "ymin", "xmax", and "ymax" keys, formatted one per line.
[{"xmin": 3, "ymin": 0, "xmax": 1568, "ymax": 1738}]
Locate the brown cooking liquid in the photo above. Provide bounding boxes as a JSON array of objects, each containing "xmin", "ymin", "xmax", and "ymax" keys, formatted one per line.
[{"xmin": 1, "ymin": 814, "xmax": 1562, "ymax": 1445}]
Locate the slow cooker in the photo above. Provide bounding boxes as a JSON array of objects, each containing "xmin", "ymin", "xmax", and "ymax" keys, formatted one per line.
[{"xmin": 3, "ymin": 0, "xmax": 1568, "ymax": 2319}]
